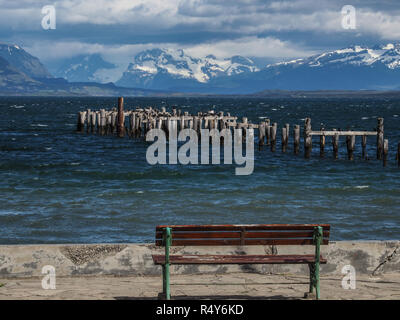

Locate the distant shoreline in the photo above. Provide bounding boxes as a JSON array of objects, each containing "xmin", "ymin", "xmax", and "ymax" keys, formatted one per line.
[{"xmin": 3, "ymin": 89, "xmax": 400, "ymax": 99}]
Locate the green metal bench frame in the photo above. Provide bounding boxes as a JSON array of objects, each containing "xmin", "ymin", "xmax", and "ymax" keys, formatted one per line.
[{"xmin": 156, "ymin": 225, "xmax": 326, "ymax": 300}]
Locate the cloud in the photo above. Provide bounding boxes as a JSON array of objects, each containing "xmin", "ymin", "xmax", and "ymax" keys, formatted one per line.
[
  {"xmin": 1, "ymin": 0, "xmax": 400, "ymax": 40},
  {"xmin": 3, "ymin": 0, "xmax": 400, "ymax": 69},
  {"xmin": 183, "ymin": 36, "xmax": 316, "ymax": 59},
  {"xmin": 26, "ymin": 35, "xmax": 316, "ymax": 65}
]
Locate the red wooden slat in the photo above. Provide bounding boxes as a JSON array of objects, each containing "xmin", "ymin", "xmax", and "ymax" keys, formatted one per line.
[
  {"xmin": 155, "ymin": 231, "xmax": 242, "ymax": 239},
  {"xmin": 243, "ymin": 231, "xmax": 330, "ymax": 239},
  {"xmin": 156, "ymin": 224, "xmax": 330, "ymax": 232},
  {"xmin": 152, "ymin": 254, "xmax": 327, "ymax": 265},
  {"xmin": 155, "ymin": 230, "xmax": 329, "ymax": 240},
  {"xmin": 155, "ymin": 238, "xmax": 329, "ymax": 246}
]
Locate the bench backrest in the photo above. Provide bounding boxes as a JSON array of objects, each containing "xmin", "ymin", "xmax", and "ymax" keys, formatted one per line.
[{"xmin": 155, "ymin": 224, "xmax": 330, "ymax": 246}]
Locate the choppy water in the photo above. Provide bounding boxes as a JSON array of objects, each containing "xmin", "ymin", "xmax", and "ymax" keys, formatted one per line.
[{"xmin": 0, "ymin": 96, "xmax": 399, "ymax": 243}]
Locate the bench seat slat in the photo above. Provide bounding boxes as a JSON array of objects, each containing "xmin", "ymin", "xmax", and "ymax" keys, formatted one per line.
[
  {"xmin": 155, "ymin": 239, "xmax": 329, "ymax": 246},
  {"xmin": 155, "ymin": 231, "xmax": 330, "ymax": 239},
  {"xmin": 156, "ymin": 224, "xmax": 330, "ymax": 232},
  {"xmin": 155, "ymin": 231, "xmax": 242, "ymax": 239},
  {"xmin": 152, "ymin": 254, "xmax": 327, "ymax": 265}
]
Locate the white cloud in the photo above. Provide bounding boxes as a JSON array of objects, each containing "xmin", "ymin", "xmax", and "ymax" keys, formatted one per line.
[
  {"xmin": 26, "ymin": 36, "xmax": 315, "ymax": 61},
  {"xmin": 4, "ymin": 0, "xmax": 400, "ymax": 70},
  {"xmin": 1, "ymin": 0, "xmax": 400, "ymax": 41},
  {"xmin": 183, "ymin": 36, "xmax": 316, "ymax": 59}
]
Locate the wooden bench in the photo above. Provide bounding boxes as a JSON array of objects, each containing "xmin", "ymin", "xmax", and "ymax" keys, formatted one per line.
[{"xmin": 152, "ymin": 224, "xmax": 330, "ymax": 300}]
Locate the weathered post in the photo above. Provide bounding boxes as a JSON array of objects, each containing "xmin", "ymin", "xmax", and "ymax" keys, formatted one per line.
[
  {"xmin": 77, "ymin": 111, "xmax": 85, "ymax": 133},
  {"xmin": 362, "ymin": 135, "xmax": 367, "ymax": 159},
  {"xmin": 242, "ymin": 117, "xmax": 248, "ymax": 142},
  {"xmin": 281, "ymin": 123, "xmax": 289, "ymax": 153},
  {"xmin": 129, "ymin": 113, "xmax": 135, "ymax": 137},
  {"xmin": 346, "ymin": 135, "xmax": 355, "ymax": 160},
  {"xmin": 117, "ymin": 97, "xmax": 125, "ymax": 137},
  {"xmin": 270, "ymin": 123, "xmax": 277, "ymax": 152},
  {"xmin": 265, "ymin": 119, "xmax": 270, "ymax": 145},
  {"xmin": 100, "ymin": 109, "xmax": 106, "ymax": 135},
  {"xmin": 293, "ymin": 125, "xmax": 300, "ymax": 155},
  {"xmin": 90, "ymin": 111, "xmax": 96, "ymax": 133},
  {"xmin": 86, "ymin": 109, "xmax": 91, "ymax": 133},
  {"xmin": 383, "ymin": 139, "xmax": 389, "ymax": 167},
  {"xmin": 258, "ymin": 122, "xmax": 265, "ymax": 149},
  {"xmin": 96, "ymin": 112, "xmax": 100, "ymax": 134},
  {"xmin": 304, "ymin": 118, "xmax": 312, "ymax": 158},
  {"xmin": 106, "ymin": 113, "xmax": 112, "ymax": 135},
  {"xmin": 111, "ymin": 112, "xmax": 117, "ymax": 134},
  {"xmin": 332, "ymin": 129, "xmax": 339, "ymax": 159},
  {"xmin": 180, "ymin": 115, "xmax": 185, "ymax": 131},
  {"xmin": 319, "ymin": 127, "xmax": 325, "ymax": 158},
  {"xmin": 377, "ymin": 118, "xmax": 384, "ymax": 160},
  {"xmin": 193, "ymin": 116, "xmax": 199, "ymax": 134}
]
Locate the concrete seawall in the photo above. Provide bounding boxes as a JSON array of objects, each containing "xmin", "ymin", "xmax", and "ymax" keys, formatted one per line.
[{"xmin": 0, "ymin": 241, "xmax": 398, "ymax": 278}]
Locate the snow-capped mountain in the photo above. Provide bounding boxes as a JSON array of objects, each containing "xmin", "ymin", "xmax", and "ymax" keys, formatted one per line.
[
  {"xmin": 3, "ymin": 42, "xmax": 400, "ymax": 94},
  {"xmin": 116, "ymin": 48, "xmax": 259, "ymax": 90},
  {"xmin": 270, "ymin": 43, "xmax": 400, "ymax": 69},
  {"xmin": 55, "ymin": 54, "xmax": 117, "ymax": 83},
  {"xmin": 208, "ymin": 43, "xmax": 400, "ymax": 93},
  {"xmin": 115, "ymin": 44, "xmax": 400, "ymax": 93},
  {"xmin": 0, "ymin": 43, "xmax": 163, "ymax": 96},
  {"xmin": 0, "ymin": 43, "xmax": 52, "ymax": 79}
]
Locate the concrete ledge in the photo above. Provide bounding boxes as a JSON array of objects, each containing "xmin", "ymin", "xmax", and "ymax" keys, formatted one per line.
[{"xmin": 0, "ymin": 241, "xmax": 398, "ymax": 278}]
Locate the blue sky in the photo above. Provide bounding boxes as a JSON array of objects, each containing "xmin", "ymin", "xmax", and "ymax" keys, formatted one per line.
[{"xmin": 1, "ymin": 0, "xmax": 400, "ymax": 69}]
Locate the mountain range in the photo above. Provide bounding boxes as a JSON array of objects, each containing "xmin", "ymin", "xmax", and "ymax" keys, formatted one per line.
[
  {"xmin": 54, "ymin": 54, "xmax": 116, "ymax": 83},
  {"xmin": 1, "ymin": 42, "xmax": 400, "ymax": 95},
  {"xmin": 116, "ymin": 48, "xmax": 259, "ymax": 91},
  {"xmin": 0, "ymin": 43, "xmax": 163, "ymax": 96}
]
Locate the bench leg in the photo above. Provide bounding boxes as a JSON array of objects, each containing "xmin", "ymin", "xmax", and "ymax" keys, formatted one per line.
[
  {"xmin": 162, "ymin": 264, "xmax": 170, "ymax": 300},
  {"xmin": 308, "ymin": 263, "xmax": 320, "ymax": 300},
  {"xmin": 308, "ymin": 263, "xmax": 315, "ymax": 294},
  {"xmin": 315, "ymin": 264, "xmax": 320, "ymax": 300}
]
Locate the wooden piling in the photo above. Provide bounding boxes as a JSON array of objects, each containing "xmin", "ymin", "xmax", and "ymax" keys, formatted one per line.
[
  {"xmin": 106, "ymin": 113, "xmax": 112, "ymax": 135},
  {"xmin": 96, "ymin": 112, "xmax": 100, "ymax": 134},
  {"xmin": 77, "ymin": 111, "xmax": 85, "ymax": 132},
  {"xmin": 270, "ymin": 123, "xmax": 277, "ymax": 152},
  {"xmin": 346, "ymin": 135, "xmax": 355, "ymax": 160},
  {"xmin": 110, "ymin": 112, "xmax": 116, "ymax": 134},
  {"xmin": 383, "ymin": 139, "xmax": 388, "ymax": 167},
  {"xmin": 293, "ymin": 125, "xmax": 300, "ymax": 155},
  {"xmin": 117, "ymin": 97, "xmax": 125, "ymax": 137},
  {"xmin": 265, "ymin": 119, "xmax": 270, "ymax": 145},
  {"xmin": 258, "ymin": 122, "xmax": 265, "ymax": 149},
  {"xmin": 90, "ymin": 111, "xmax": 96, "ymax": 133},
  {"xmin": 320, "ymin": 127, "xmax": 325, "ymax": 158},
  {"xmin": 100, "ymin": 109, "xmax": 106, "ymax": 135},
  {"xmin": 304, "ymin": 118, "xmax": 312, "ymax": 158},
  {"xmin": 76, "ymin": 98, "xmax": 392, "ymax": 170},
  {"xmin": 377, "ymin": 118, "xmax": 384, "ymax": 160},
  {"xmin": 362, "ymin": 135, "xmax": 367, "ymax": 159},
  {"xmin": 86, "ymin": 109, "xmax": 91, "ymax": 133},
  {"xmin": 332, "ymin": 129, "xmax": 339, "ymax": 159}
]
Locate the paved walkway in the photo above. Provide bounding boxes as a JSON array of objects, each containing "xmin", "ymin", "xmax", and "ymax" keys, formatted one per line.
[{"xmin": 0, "ymin": 273, "xmax": 399, "ymax": 300}]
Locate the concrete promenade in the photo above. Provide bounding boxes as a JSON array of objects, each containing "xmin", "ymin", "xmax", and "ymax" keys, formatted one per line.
[
  {"xmin": 0, "ymin": 273, "xmax": 399, "ymax": 300},
  {"xmin": 0, "ymin": 241, "xmax": 398, "ymax": 299}
]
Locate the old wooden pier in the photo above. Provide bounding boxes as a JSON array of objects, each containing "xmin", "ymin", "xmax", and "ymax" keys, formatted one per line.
[{"xmin": 77, "ymin": 97, "xmax": 400, "ymax": 167}]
